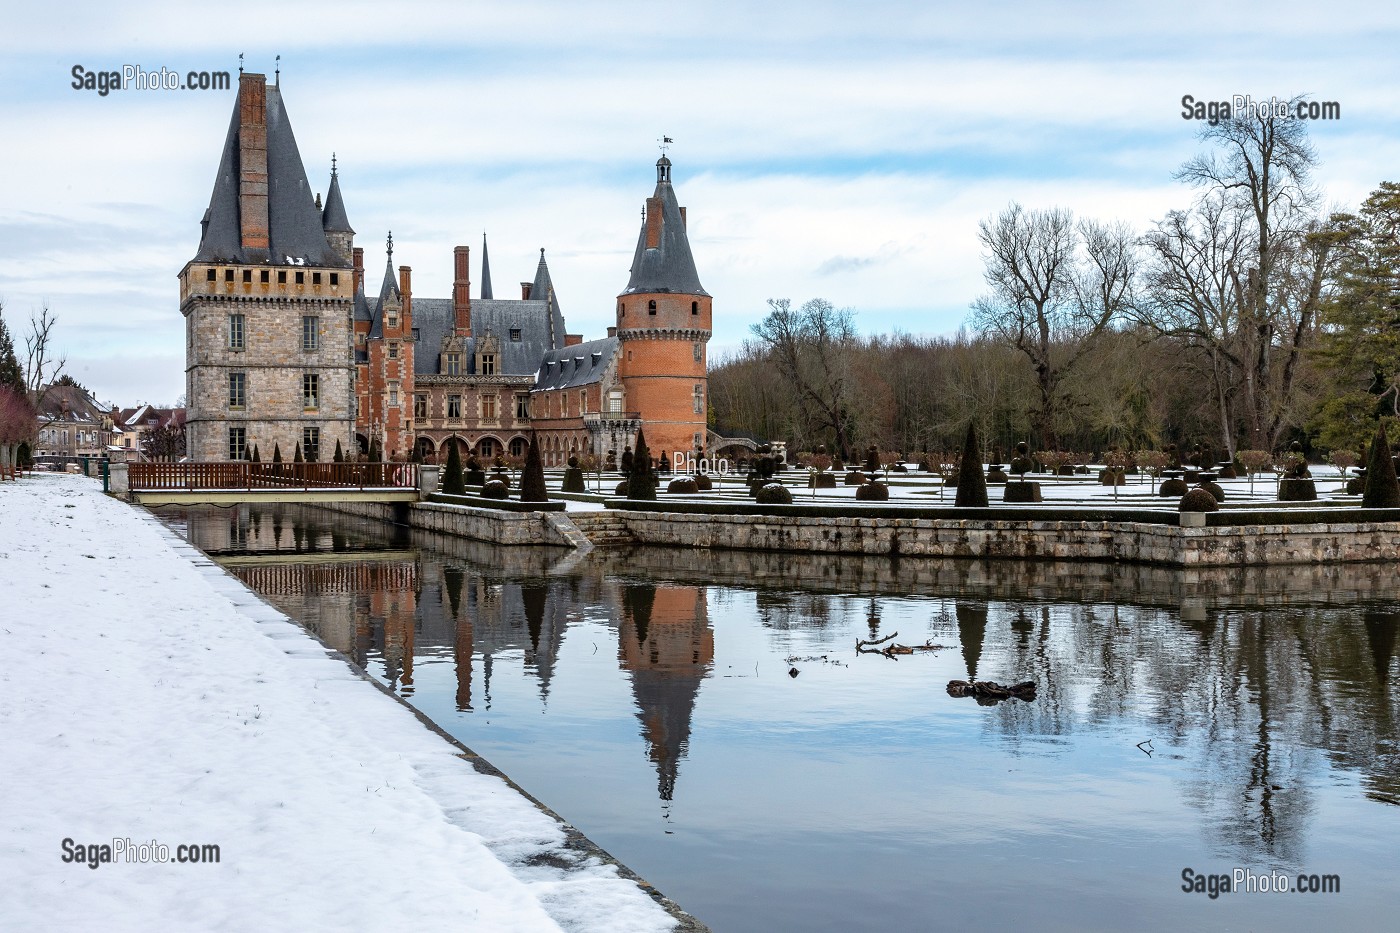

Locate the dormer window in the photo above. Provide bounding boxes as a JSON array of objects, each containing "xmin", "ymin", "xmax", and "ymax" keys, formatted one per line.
[
  {"xmin": 648, "ymin": 300, "xmax": 657, "ymax": 315},
  {"xmin": 480, "ymin": 353, "xmax": 496, "ymax": 376},
  {"xmin": 509, "ymin": 328, "xmax": 522, "ymax": 342}
]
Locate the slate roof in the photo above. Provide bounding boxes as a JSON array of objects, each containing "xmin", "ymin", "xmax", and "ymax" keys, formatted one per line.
[
  {"xmin": 368, "ymin": 257, "xmax": 401, "ymax": 339},
  {"xmin": 530, "ymin": 250, "xmax": 567, "ymax": 345},
  {"xmin": 621, "ymin": 157, "xmax": 709, "ymax": 297},
  {"xmin": 410, "ymin": 297, "xmax": 560, "ymax": 377},
  {"xmin": 353, "ymin": 281, "xmax": 372, "ymax": 323},
  {"xmin": 532, "ymin": 336, "xmax": 620, "ymax": 390},
  {"xmin": 411, "ymin": 299, "xmax": 454, "ymax": 375},
  {"xmin": 480, "ymin": 233, "xmax": 493, "ymax": 300},
  {"xmin": 321, "ymin": 170, "xmax": 353, "ymax": 233},
  {"xmin": 194, "ymin": 82, "xmax": 343, "ymax": 267}
]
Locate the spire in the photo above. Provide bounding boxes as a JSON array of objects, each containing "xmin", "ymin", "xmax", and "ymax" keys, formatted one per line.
[
  {"xmin": 531, "ymin": 248, "xmax": 566, "ymax": 350},
  {"xmin": 378, "ymin": 232, "xmax": 400, "ymax": 304},
  {"xmin": 321, "ymin": 158, "xmax": 353, "ymax": 233},
  {"xmin": 480, "ymin": 232, "xmax": 494, "ymax": 300},
  {"xmin": 621, "ymin": 156, "xmax": 708, "ymax": 297}
]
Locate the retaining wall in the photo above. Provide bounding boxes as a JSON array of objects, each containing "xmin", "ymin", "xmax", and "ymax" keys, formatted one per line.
[{"xmin": 321, "ymin": 500, "xmax": 576, "ymax": 548}]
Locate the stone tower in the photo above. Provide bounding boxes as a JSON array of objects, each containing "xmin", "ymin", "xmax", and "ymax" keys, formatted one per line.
[
  {"xmin": 616, "ymin": 156, "xmax": 711, "ymax": 459},
  {"xmin": 179, "ymin": 72, "xmax": 354, "ymax": 462}
]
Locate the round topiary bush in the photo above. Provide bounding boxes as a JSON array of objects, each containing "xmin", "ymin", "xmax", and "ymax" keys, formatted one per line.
[
  {"xmin": 1159, "ymin": 478, "xmax": 1189, "ymax": 497},
  {"xmin": 855, "ymin": 481, "xmax": 889, "ymax": 501},
  {"xmin": 1197, "ymin": 481, "xmax": 1226, "ymax": 502},
  {"xmin": 755, "ymin": 482, "xmax": 793, "ymax": 505},
  {"xmin": 1179, "ymin": 488, "xmax": 1218, "ymax": 512},
  {"xmin": 811, "ymin": 472, "xmax": 837, "ymax": 489},
  {"xmin": 1098, "ymin": 469, "xmax": 1126, "ymax": 486},
  {"xmin": 482, "ymin": 479, "xmax": 509, "ymax": 499},
  {"xmin": 1216, "ymin": 461, "xmax": 1238, "ymax": 479},
  {"xmin": 614, "ymin": 480, "xmax": 630, "ymax": 496},
  {"xmin": 1347, "ymin": 473, "xmax": 1366, "ymax": 495},
  {"xmin": 667, "ymin": 477, "xmax": 700, "ymax": 494},
  {"xmin": 694, "ymin": 473, "xmax": 713, "ymax": 491},
  {"xmin": 1278, "ymin": 478, "xmax": 1317, "ymax": 502},
  {"xmin": 844, "ymin": 470, "xmax": 867, "ymax": 485},
  {"xmin": 985, "ymin": 464, "xmax": 1009, "ymax": 485},
  {"xmin": 489, "ymin": 471, "xmax": 512, "ymax": 489},
  {"xmin": 1003, "ymin": 481, "xmax": 1042, "ymax": 503}
]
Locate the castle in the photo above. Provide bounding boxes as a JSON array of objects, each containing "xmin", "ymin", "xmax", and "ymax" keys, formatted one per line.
[{"xmin": 182, "ymin": 72, "xmax": 711, "ymax": 466}]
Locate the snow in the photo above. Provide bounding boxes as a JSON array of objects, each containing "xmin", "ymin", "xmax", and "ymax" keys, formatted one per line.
[{"xmin": 0, "ymin": 473, "xmax": 678, "ymax": 933}]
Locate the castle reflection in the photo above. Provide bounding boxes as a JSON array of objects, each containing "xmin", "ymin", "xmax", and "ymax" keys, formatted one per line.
[{"xmin": 161, "ymin": 503, "xmax": 1400, "ymax": 869}]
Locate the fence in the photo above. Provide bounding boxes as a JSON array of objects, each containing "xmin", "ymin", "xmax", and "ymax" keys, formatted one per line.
[{"xmin": 128, "ymin": 461, "xmax": 418, "ymax": 491}]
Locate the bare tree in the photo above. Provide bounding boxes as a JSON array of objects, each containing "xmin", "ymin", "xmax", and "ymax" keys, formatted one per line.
[
  {"xmin": 750, "ymin": 298, "xmax": 858, "ymax": 459},
  {"xmin": 23, "ymin": 304, "xmax": 66, "ymax": 405},
  {"xmin": 971, "ymin": 204, "xmax": 1137, "ymax": 447},
  {"xmin": 1142, "ymin": 99, "xmax": 1334, "ymax": 451}
]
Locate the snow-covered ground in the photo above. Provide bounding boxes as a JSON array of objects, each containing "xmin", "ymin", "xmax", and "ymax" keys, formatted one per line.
[{"xmin": 0, "ymin": 473, "xmax": 680, "ymax": 933}]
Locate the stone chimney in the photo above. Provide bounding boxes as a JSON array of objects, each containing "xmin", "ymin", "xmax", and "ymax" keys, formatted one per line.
[{"xmin": 237, "ymin": 73, "xmax": 269, "ymax": 252}]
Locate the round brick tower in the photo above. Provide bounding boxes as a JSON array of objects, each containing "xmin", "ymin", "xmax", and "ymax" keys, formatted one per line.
[{"xmin": 616, "ymin": 156, "xmax": 711, "ymax": 460}]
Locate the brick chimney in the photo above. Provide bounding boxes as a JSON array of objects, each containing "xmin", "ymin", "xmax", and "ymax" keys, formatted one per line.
[
  {"xmin": 398, "ymin": 265, "xmax": 413, "ymax": 331},
  {"xmin": 352, "ymin": 247, "xmax": 364, "ymax": 293},
  {"xmin": 520, "ymin": 282, "xmax": 532, "ymax": 299},
  {"xmin": 237, "ymin": 73, "xmax": 269, "ymax": 252},
  {"xmin": 607, "ymin": 326, "xmax": 617, "ymax": 338},
  {"xmin": 645, "ymin": 197, "xmax": 663, "ymax": 249},
  {"xmin": 453, "ymin": 245, "xmax": 471, "ymax": 335}
]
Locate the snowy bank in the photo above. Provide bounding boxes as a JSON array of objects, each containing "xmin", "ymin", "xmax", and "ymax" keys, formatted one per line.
[{"xmin": 0, "ymin": 473, "xmax": 685, "ymax": 932}]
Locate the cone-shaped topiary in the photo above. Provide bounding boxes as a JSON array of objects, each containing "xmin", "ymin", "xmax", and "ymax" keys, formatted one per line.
[
  {"xmin": 369, "ymin": 438, "xmax": 382, "ymax": 463},
  {"xmin": 520, "ymin": 433, "xmax": 549, "ymax": 503},
  {"xmin": 333, "ymin": 439, "xmax": 344, "ymax": 463},
  {"xmin": 625, "ymin": 428, "xmax": 657, "ymax": 500},
  {"xmin": 1362, "ymin": 423, "xmax": 1400, "ymax": 508},
  {"xmin": 294, "ymin": 442, "xmax": 303, "ymax": 463},
  {"xmin": 442, "ymin": 440, "xmax": 467, "ymax": 496},
  {"xmin": 955, "ymin": 422, "xmax": 989, "ymax": 507},
  {"xmin": 272, "ymin": 443, "xmax": 283, "ymax": 463},
  {"xmin": 1179, "ymin": 488, "xmax": 1219, "ymax": 511},
  {"xmin": 251, "ymin": 445, "xmax": 261, "ymax": 463}
]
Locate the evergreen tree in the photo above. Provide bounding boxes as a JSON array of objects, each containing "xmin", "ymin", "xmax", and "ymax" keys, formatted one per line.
[
  {"xmin": 1362, "ymin": 422, "xmax": 1400, "ymax": 508},
  {"xmin": 520, "ymin": 432, "xmax": 549, "ymax": 503},
  {"xmin": 955, "ymin": 421, "xmax": 989, "ymax": 507},
  {"xmin": 294, "ymin": 442, "xmax": 303, "ymax": 463},
  {"xmin": 333, "ymin": 438, "xmax": 344, "ymax": 462},
  {"xmin": 442, "ymin": 439, "xmax": 466, "ymax": 496},
  {"xmin": 0, "ymin": 310, "xmax": 22, "ymax": 394},
  {"xmin": 369, "ymin": 438, "xmax": 382, "ymax": 463},
  {"xmin": 251, "ymin": 444, "xmax": 260, "ymax": 463},
  {"xmin": 272, "ymin": 443, "xmax": 283, "ymax": 463},
  {"xmin": 625, "ymin": 428, "xmax": 657, "ymax": 500}
]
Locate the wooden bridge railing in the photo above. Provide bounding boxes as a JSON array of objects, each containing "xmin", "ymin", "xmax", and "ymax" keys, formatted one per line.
[{"xmin": 128, "ymin": 461, "xmax": 418, "ymax": 491}]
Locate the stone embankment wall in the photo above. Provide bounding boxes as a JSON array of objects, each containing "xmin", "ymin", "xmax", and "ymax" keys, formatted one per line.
[{"xmin": 321, "ymin": 500, "xmax": 576, "ymax": 547}]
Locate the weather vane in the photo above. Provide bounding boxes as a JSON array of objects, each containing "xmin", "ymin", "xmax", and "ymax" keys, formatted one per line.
[
  {"xmin": 275, "ymin": 54, "xmax": 281, "ymax": 85},
  {"xmin": 238, "ymin": 53, "xmax": 244, "ymax": 76},
  {"xmin": 658, "ymin": 135, "xmax": 673, "ymax": 155},
  {"xmin": 331, "ymin": 152, "xmax": 337, "ymax": 175},
  {"xmin": 386, "ymin": 231, "xmax": 393, "ymax": 258}
]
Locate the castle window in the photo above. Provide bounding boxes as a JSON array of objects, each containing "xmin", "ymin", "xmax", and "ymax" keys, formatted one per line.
[
  {"xmin": 510, "ymin": 437, "xmax": 526, "ymax": 458},
  {"xmin": 648, "ymin": 300, "xmax": 657, "ymax": 315},
  {"xmin": 206, "ymin": 268, "xmax": 216, "ymax": 282},
  {"xmin": 691, "ymin": 300, "xmax": 699, "ymax": 315},
  {"xmin": 608, "ymin": 390, "xmax": 623, "ymax": 413},
  {"xmin": 482, "ymin": 395, "xmax": 498, "ymax": 421},
  {"xmin": 313, "ymin": 272, "xmax": 322, "ymax": 286},
  {"xmin": 693, "ymin": 384, "xmax": 703, "ymax": 414},
  {"xmin": 228, "ymin": 314, "xmax": 245, "ymax": 350},
  {"xmin": 302, "ymin": 316, "xmax": 320, "ymax": 351},
  {"xmin": 579, "ymin": 389, "xmax": 588, "ymax": 414},
  {"xmin": 388, "ymin": 342, "xmax": 398, "ymax": 360},
  {"xmin": 387, "ymin": 312, "xmax": 398, "ymax": 328},
  {"xmin": 480, "ymin": 354, "xmax": 496, "ymax": 376},
  {"xmin": 278, "ymin": 270, "xmax": 287, "ymax": 284},
  {"xmin": 242, "ymin": 270, "xmax": 251, "ymax": 284},
  {"xmin": 228, "ymin": 426, "xmax": 246, "ymax": 461},
  {"xmin": 447, "ymin": 395, "xmax": 462, "ymax": 419},
  {"xmin": 228, "ymin": 372, "xmax": 246, "ymax": 409},
  {"xmin": 261, "ymin": 270, "xmax": 270, "ymax": 284},
  {"xmin": 445, "ymin": 352, "xmax": 461, "ymax": 376},
  {"xmin": 224, "ymin": 269, "xmax": 234, "ymax": 283},
  {"xmin": 516, "ymin": 394, "xmax": 530, "ymax": 419},
  {"xmin": 510, "ymin": 328, "xmax": 522, "ymax": 342},
  {"xmin": 412, "ymin": 328, "xmax": 420, "ymax": 341},
  {"xmin": 295, "ymin": 271, "xmax": 305, "ymax": 285},
  {"xmin": 302, "ymin": 373, "xmax": 319, "ymax": 410},
  {"xmin": 302, "ymin": 427, "xmax": 320, "ymax": 462},
  {"xmin": 693, "ymin": 342, "xmax": 702, "ymax": 362},
  {"xmin": 414, "ymin": 394, "xmax": 428, "ymax": 419},
  {"xmin": 389, "ymin": 384, "xmax": 399, "ymax": 406},
  {"xmin": 330, "ymin": 273, "xmax": 339, "ymax": 287}
]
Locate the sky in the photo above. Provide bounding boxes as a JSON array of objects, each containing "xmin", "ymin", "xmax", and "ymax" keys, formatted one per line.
[{"xmin": 2, "ymin": 0, "xmax": 1398, "ymax": 406}]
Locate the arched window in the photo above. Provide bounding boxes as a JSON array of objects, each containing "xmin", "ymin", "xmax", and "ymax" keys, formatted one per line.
[
  {"xmin": 647, "ymin": 300, "xmax": 657, "ymax": 315},
  {"xmin": 691, "ymin": 300, "xmax": 699, "ymax": 315}
]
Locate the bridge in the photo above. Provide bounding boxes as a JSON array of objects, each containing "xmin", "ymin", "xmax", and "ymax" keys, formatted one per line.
[{"xmin": 117, "ymin": 461, "xmax": 424, "ymax": 506}]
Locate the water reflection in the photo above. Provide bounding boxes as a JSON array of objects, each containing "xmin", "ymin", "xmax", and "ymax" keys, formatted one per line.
[{"xmin": 159, "ymin": 503, "xmax": 1400, "ymax": 932}]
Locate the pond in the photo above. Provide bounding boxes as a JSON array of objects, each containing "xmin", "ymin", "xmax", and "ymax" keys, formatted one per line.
[{"xmin": 156, "ymin": 504, "xmax": 1400, "ymax": 932}]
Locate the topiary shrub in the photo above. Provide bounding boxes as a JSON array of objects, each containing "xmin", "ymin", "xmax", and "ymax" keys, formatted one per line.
[
  {"xmin": 955, "ymin": 422, "xmax": 989, "ymax": 508},
  {"xmin": 811, "ymin": 472, "xmax": 837, "ymax": 489},
  {"xmin": 694, "ymin": 473, "xmax": 713, "ymax": 490},
  {"xmin": 465, "ymin": 455, "xmax": 486, "ymax": 487},
  {"xmin": 1178, "ymin": 488, "xmax": 1218, "ymax": 512},
  {"xmin": 1098, "ymin": 468, "xmax": 1126, "ymax": 486},
  {"xmin": 1361, "ymin": 424, "xmax": 1400, "ymax": 508},
  {"xmin": 667, "ymin": 477, "xmax": 700, "ymax": 494},
  {"xmin": 1278, "ymin": 478, "xmax": 1317, "ymax": 502},
  {"xmin": 442, "ymin": 441, "xmax": 467, "ymax": 496},
  {"xmin": 844, "ymin": 470, "xmax": 867, "ymax": 485},
  {"xmin": 1159, "ymin": 478, "xmax": 1189, "ymax": 497},
  {"xmin": 614, "ymin": 480, "xmax": 630, "ymax": 496},
  {"xmin": 1197, "ymin": 481, "xmax": 1226, "ymax": 502},
  {"xmin": 482, "ymin": 479, "xmax": 509, "ymax": 499},
  {"xmin": 520, "ymin": 434, "xmax": 549, "ymax": 503},
  {"xmin": 855, "ymin": 481, "xmax": 889, "ymax": 501},
  {"xmin": 1003, "ymin": 481, "xmax": 1042, "ymax": 503},
  {"xmin": 754, "ymin": 482, "xmax": 793, "ymax": 505},
  {"xmin": 985, "ymin": 464, "xmax": 1008, "ymax": 485},
  {"xmin": 625, "ymin": 428, "xmax": 658, "ymax": 500},
  {"xmin": 1347, "ymin": 472, "xmax": 1366, "ymax": 495},
  {"xmin": 489, "ymin": 470, "xmax": 512, "ymax": 489}
]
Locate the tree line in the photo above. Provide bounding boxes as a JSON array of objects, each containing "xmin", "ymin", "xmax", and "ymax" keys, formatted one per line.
[{"xmin": 711, "ymin": 97, "xmax": 1394, "ymax": 464}]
